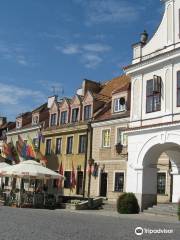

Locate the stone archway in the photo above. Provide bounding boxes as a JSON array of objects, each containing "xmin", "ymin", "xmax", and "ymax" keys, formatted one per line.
[{"xmin": 126, "ymin": 130, "xmax": 180, "ymax": 210}]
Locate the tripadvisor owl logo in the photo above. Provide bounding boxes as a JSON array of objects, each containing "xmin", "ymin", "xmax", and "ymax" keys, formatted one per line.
[{"xmin": 135, "ymin": 227, "xmax": 144, "ymax": 236}]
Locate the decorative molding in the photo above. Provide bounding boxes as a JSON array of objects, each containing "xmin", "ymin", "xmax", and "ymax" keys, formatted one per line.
[
  {"xmin": 125, "ymin": 45, "xmax": 180, "ymax": 75},
  {"xmin": 91, "ymin": 118, "xmax": 129, "ymax": 128}
]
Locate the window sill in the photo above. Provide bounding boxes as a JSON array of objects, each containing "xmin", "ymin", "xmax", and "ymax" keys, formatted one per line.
[
  {"xmin": 157, "ymin": 193, "xmax": 168, "ymax": 196},
  {"xmin": 113, "ymin": 191, "xmax": 124, "ymax": 193}
]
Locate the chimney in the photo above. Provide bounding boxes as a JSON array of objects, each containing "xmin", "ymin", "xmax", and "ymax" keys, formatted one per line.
[{"xmin": 48, "ymin": 95, "xmax": 57, "ymax": 108}]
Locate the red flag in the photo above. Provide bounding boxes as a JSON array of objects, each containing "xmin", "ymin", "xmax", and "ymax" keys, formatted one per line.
[
  {"xmin": 57, "ymin": 161, "xmax": 63, "ymax": 189},
  {"xmin": 70, "ymin": 161, "xmax": 76, "ymax": 189}
]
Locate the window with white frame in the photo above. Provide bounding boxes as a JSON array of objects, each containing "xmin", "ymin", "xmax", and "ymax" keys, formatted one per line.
[
  {"xmin": 114, "ymin": 172, "xmax": 124, "ymax": 192},
  {"xmin": 71, "ymin": 108, "xmax": 79, "ymax": 122},
  {"xmin": 16, "ymin": 121, "xmax": 21, "ymax": 129},
  {"xmin": 55, "ymin": 138, "xmax": 62, "ymax": 154},
  {"xmin": 45, "ymin": 139, "xmax": 51, "ymax": 155},
  {"xmin": 60, "ymin": 111, "xmax": 67, "ymax": 124},
  {"xmin": 114, "ymin": 97, "xmax": 126, "ymax": 113},
  {"xmin": 50, "ymin": 113, "xmax": 57, "ymax": 126},
  {"xmin": 84, "ymin": 105, "xmax": 92, "ymax": 120},
  {"xmin": 116, "ymin": 128, "xmax": 128, "ymax": 146},
  {"xmin": 32, "ymin": 115, "xmax": 39, "ymax": 125},
  {"xmin": 102, "ymin": 129, "xmax": 110, "ymax": 148}
]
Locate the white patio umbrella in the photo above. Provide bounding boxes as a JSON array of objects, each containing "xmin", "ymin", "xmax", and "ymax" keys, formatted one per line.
[
  {"xmin": 0, "ymin": 162, "xmax": 10, "ymax": 187},
  {"xmin": 0, "ymin": 162, "xmax": 10, "ymax": 173},
  {"xmin": 1, "ymin": 160, "xmax": 63, "ymax": 179}
]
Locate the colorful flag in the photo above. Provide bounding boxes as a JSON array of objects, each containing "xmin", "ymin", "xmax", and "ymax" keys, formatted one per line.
[
  {"xmin": 10, "ymin": 139, "xmax": 20, "ymax": 164},
  {"xmin": 2, "ymin": 142, "xmax": 13, "ymax": 161},
  {"xmin": 57, "ymin": 161, "xmax": 64, "ymax": 189},
  {"xmin": 26, "ymin": 135, "xmax": 36, "ymax": 159},
  {"xmin": 70, "ymin": 161, "xmax": 76, "ymax": 189},
  {"xmin": 16, "ymin": 135, "xmax": 27, "ymax": 160}
]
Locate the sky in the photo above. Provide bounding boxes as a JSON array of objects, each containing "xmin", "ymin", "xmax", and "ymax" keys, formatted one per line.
[{"xmin": 0, "ymin": 0, "xmax": 164, "ymax": 120}]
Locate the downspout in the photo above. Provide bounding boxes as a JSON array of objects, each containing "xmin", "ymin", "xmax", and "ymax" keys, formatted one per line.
[
  {"xmin": 82, "ymin": 122, "xmax": 90, "ymax": 197},
  {"xmin": 87, "ymin": 122, "xmax": 93, "ymax": 198}
]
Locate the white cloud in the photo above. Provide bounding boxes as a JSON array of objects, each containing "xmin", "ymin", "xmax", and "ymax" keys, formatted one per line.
[
  {"xmin": 56, "ymin": 42, "xmax": 111, "ymax": 69},
  {"xmin": 0, "ymin": 82, "xmax": 47, "ymax": 120},
  {"xmin": 0, "ymin": 41, "xmax": 30, "ymax": 66},
  {"xmin": 83, "ymin": 43, "xmax": 111, "ymax": 52},
  {"xmin": 0, "ymin": 83, "xmax": 45, "ymax": 105},
  {"xmin": 82, "ymin": 54, "xmax": 103, "ymax": 69},
  {"xmin": 56, "ymin": 44, "xmax": 80, "ymax": 55},
  {"xmin": 73, "ymin": 0, "xmax": 140, "ymax": 25}
]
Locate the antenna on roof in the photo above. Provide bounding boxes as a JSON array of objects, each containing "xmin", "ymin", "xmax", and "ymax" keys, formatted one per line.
[{"xmin": 51, "ymin": 85, "xmax": 65, "ymax": 98}]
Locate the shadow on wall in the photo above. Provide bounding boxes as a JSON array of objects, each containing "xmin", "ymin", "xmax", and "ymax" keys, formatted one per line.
[{"xmin": 46, "ymin": 151, "xmax": 59, "ymax": 171}]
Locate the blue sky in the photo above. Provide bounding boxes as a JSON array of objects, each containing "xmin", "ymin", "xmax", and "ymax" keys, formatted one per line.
[{"xmin": 0, "ymin": 0, "xmax": 163, "ymax": 120}]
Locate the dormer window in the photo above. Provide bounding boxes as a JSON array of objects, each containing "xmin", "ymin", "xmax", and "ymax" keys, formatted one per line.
[
  {"xmin": 60, "ymin": 111, "xmax": 67, "ymax": 124},
  {"xmin": 114, "ymin": 97, "xmax": 126, "ymax": 113},
  {"xmin": 32, "ymin": 115, "xmax": 39, "ymax": 125},
  {"xmin": 50, "ymin": 113, "xmax": 57, "ymax": 126},
  {"xmin": 71, "ymin": 108, "xmax": 79, "ymax": 123},
  {"xmin": 16, "ymin": 121, "xmax": 21, "ymax": 129},
  {"xmin": 84, "ymin": 105, "xmax": 92, "ymax": 120}
]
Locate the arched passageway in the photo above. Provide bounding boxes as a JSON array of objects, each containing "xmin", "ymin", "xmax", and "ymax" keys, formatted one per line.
[{"xmin": 126, "ymin": 130, "xmax": 180, "ymax": 210}]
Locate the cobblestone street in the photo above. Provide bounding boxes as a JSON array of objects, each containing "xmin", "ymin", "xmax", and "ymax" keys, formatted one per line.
[{"xmin": 0, "ymin": 206, "xmax": 179, "ymax": 240}]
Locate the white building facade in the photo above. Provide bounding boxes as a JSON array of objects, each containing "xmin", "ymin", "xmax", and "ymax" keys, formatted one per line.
[{"xmin": 124, "ymin": 0, "xmax": 180, "ymax": 209}]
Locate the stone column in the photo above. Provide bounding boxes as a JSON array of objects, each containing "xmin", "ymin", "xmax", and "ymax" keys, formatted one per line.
[{"xmin": 172, "ymin": 173, "xmax": 180, "ymax": 203}]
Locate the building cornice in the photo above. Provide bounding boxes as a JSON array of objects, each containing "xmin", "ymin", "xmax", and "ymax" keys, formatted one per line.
[
  {"xmin": 6, "ymin": 125, "xmax": 40, "ymax": 136},
  {"xmin": 124, "ymin": 44, "xmax": 180, "ymax": 75},
  {"xmin": 125, "ymin": 121, "xmax": 180, "ymax": 135},
  {"xmin": 91, "ymin": 117, "xmax": 129, "ymax": 128}
]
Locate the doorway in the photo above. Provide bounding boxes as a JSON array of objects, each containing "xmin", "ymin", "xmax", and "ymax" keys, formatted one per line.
[
  {"xmin": 76, "ymin": 171, "xmax": 83, "ymax": 195},
  {"xmin": 100, "ymin": 172, "xmax": 107, "ymax": 197}
]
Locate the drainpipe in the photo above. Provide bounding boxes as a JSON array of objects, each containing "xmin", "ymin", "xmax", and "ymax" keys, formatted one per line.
[
  {"xmin": 87, "ymin": 123, "xmax": 93, "ymax": 198},
  {"xmin": 82, "ymin": 122, "xmax": 90, "ymax": 198}
]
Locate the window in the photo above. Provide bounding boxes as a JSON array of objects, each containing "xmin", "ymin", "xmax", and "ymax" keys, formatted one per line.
[
  {"xmin": 45, "ymin": 139, "xmax": 51, "ymax": 155},
  {"xmin": 60, "ymin": 111, "xmax": 67, "ymax": 124},
  {"xmin": 114, "ymin": 98, "xmax": 126, "ymax": 113},
  {"xmin": 84, "ymin": 105, "xmax": 92, "ymax": 120},
  {"xmin": 16, "ymin": 121, "xmax": 21, "ymax": 129},
  {"xmin": 177, "ymin": 71, "xmax": 180, "ymax": 106},
  {"xmin": 117, "ymin": 129, "xmax": 128, "ymax": 146},
  {"xmin": 56, "ymin": 138, "xmax": 62, "ymax": 154},
  {"xmin": 32, "ymin": 115, "xmax": 39, "ymax": 125},
  {"xmin": 50, "ymin": 113, "xmax": 57, "ymax": 126},
  {"xmin": 102, "ymin": 129, "xmax": 110, "ymax": 147},
  {"xmin": 157, "ymin": 173, "xmax": 166, "ymax": 194},
  {"xmin": 5, "ymin": 177, "xmax": 9, "ymax": 186},
  {"xmin": 64, "ymin": 171, "xmax": 71, "ymax": 188},
  {"xmin": 79, "ymin": 135, "xmax": 86, "ymax": 153},
  {"xmin": 33, "ymin": 138, "xmax": 39, "ymax": 149},
  {"xmin": 67, "ymin": 136, "xmax": 73, "ymax": 154},
  {"xmin": 71, "ymin": 108, "xmax": 79, "ymax": 122},
  {"xmin": 146, "ymin": 78, "xmax": 161, "ymax": 113},
  {"xmin": 114, "ymin": 172, "xmax": 124, "ymax": 192}
]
